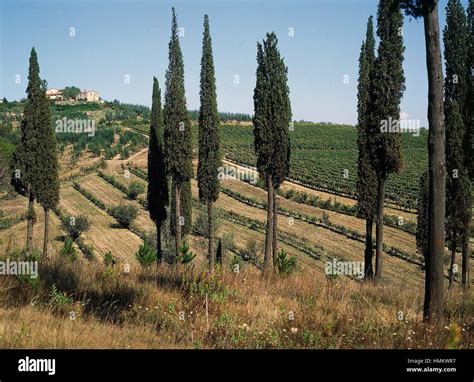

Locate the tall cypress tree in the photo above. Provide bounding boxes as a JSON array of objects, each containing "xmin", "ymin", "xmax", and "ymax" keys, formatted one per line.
[
  {"xmin": 148, "ymin": 77, "xmax": 169, "ymax": 264},
  {"xmin": 198, "ymin": 15, "xmax": 221, "ymax": 270},
  {"xmin": 401, "ymin": 0, "xmax": 446, "ymax": 323},
  {"xmin": 356, "ymin": 16, "xmax": 378, "ymax": 280},
  {"xmin": 253, "ymin": 32, "xmax": 291, "ymax": 277},
  {"xmin": 36, "ymin": 78, "xmax": 58, "ymax": 259},
  {"xmin": 463, "ymin": 0, "xmax": 473, "ymax": 288},
  {"xmin": 443, "ymin": 0, "xmax": 470, "ymax": 288},
  {"xmin": 367, "ymin": 0, "xmax": 405, "ymax": 281},
  {"xmin": 10, "ymin": 48, "xmax": 47, "ymax": 254},
  {"xmin": 445, "ymin": 101, "xmax": 470, "ymax": 286},
  {"xmin": 163, "ymin": 7, "xmax": 193, "ymax": 258}
]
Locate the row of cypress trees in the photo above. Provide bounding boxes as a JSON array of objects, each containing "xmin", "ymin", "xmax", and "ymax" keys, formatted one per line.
[
  {"xmin": 11, "ymin": 48, "xmax": 60, "ymax": 258},
  {"xmin": 356, "ymin": 0, "xmax": 405, "ymax": 282},
  {"xmin": 147, "ymin": 9, "xmax": 291, "ymax": 275},
  {"xmin": 357, "ymin": 0, "xmax": 472, "ymax": 324}
]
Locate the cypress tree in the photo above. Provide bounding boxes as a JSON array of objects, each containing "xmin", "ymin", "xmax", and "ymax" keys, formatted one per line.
[
  {"xmin": 401, "ymin": 0, "xmax": 446, "ymax": 323},
  {"xmin": 197, "ymin": 15, "xmax": 221, "ymax": 270},
  {"xmin": 445, "ymin": 101, "xmax": 469, "ymax": 287},
  {"xmin": 10, "ymin": 48, "xmax": 47, "ymax": 254},
  {"xmin": 163, "ymin": 7, "xmax": 193, "ymax": 258},
  {"xmin": 36, "ymin": 79, "xmax": 58, "ymax": 259},
  {"xmin": 253, "ymin": 32, "xmax": 291, "ymax": 277},
  {"xmin": 356, "ymin": 16, "xmax": 378, "ymax": 280},
  {"xmin": 462, "ymin": 0, "xmax": 473, "ymax": 288},
  {"xmin": 443, "ymin": 1, "xmax": 470, "ymax": 288},
  {"xmin": 367, "ymin": 0, "xmax": 405, "ymax": 281},
  {"xmin": 147, "ymin": 77, "xmax": 169, "ymax": 265}
]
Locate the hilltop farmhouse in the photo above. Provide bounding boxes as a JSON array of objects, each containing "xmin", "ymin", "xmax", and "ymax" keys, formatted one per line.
[{"xmin": 46, "ymin": 88, "xmax": 100, "ymax": 102}]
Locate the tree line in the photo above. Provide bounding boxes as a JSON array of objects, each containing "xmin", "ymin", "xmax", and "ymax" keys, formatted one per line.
[
  {"xmin": 356, "ymin": 0, "xmax": 472, "ymax": 324},
  {"xmin": 147, "ymin": 8, "xmax": 291, "ymax": 273},
  {"xmin": 8, "ymin": 2, "xmax": 471, "ymax": 328}
]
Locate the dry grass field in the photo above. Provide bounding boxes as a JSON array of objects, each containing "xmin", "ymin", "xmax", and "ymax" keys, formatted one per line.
[{"xmin": 0, "ymin": 142, "xmax": 472, "ymax": 349}]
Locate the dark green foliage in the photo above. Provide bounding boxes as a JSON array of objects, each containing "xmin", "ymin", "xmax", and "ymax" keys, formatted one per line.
[
  {"xmin": 466, "ymin": 0, "xmax": 474, "ymax": 179},
  {"xmin": 108, "ymin": 204, "xmax": 139, "ymax": 228},
  {"xmin": 10, "ymin": 48, "xmax": 49, "ymax": 198},
  {"xmin": 253, "ymin": 32, "xmax": 291, "ymax": 188},
  {"xmin": 104, "ymin": 251, "xmax": 116, "ymax": 267},
  {"xmin": 163, "ymin": 8, "xmax": 193, "ymax": 183},
  {"xmin": 135, "ymin": 240, "xmax": 157, "ymax": 267},
  {"xmin": 176, "ymin": 241, "xmax": 196, "ymax": 264},
  {"xmin": 445, "ymin": 101, "xmax": 471, "ymax": 252},
  {"xmin": 127, "ymin": 181, "xmax": 145, "ymax": 200},
  {"xmin": 356, "ymin": 16, "xmax": 378, "ymax": 220},
  {"xmin": 147, "ymin": 77, "xmax": 169, "ymax": 225},
  {"xmin": 444, "ymin": 0, "xmax": 469, "ymax": 109},
  {"xmin": 61, "ymin": 214, "xmax": 91, "ymax": 241},
  {"xmin": 416, "ymin": 171, "xmax": 429, "ymax": 260},
  {"xmin": 443, "ymin": 1, "xmax": 471, "ymax": 260},
  {"xmin": 62, "ymin": 86, "xmax": 81, "ymax": 100},
  {"xmin": 367, "ymin": 0, "xmax": 406, "ymax": 180},
  {"xmin": 198, "ymin": 15, "xmax": 221, "ymax": 205},
  {"xmin": 60, "ymin": 237, "xmax": 77, "ymax": 261},
  {"xmin": 275, "ymin": 249, "xmax": 297, "ymax": 275}
]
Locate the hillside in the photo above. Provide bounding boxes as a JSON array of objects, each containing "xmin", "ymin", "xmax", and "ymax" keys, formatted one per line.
[{"xmin": 0, "ymin": 101, "xmax": 473, "ymax": 349}]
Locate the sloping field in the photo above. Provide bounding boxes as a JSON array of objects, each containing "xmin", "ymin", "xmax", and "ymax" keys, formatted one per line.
[
  {"xmin": 221, "ymin": 179, "xmax": 418, "ymax": 255},
  {"xmin": 0, "ymin": 201, "xmax": 63, "ymax": 256},
  {"xmin": 58, "ymin": 185, "xmax": 143, "ymax": 265}
]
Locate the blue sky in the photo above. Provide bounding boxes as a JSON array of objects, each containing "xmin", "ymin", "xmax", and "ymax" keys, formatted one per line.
[{"xmin": 0, "ymin": 0, "xmax": 468, "ymax": 126}]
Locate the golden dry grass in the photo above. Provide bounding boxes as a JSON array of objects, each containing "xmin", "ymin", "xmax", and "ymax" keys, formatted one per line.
[{"xmin": 0, "ymin": 255, "xmax": 471, "ymax": 349}]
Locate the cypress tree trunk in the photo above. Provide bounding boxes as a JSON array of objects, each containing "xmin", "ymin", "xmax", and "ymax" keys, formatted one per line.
[
  {"xmin": 26, "ymin": 193, "xmax": 35, "ymax": 254},
  {"xmin": 42, "ymin": 207, "xmax": 49, "ymax": 258},
  {"xmin": 208, "ymin": 201, "xmax": 214, "ymax": 270},
  {"xmin": 462, "ymin": 232, "xmax": 470, "ymax": 288},
  {"xmin": 156, "ymin": 220, "xmax": 162, "ymax": 266},
  {"xmin": 263, "ymin": 174, "xmax": 274, "ymax": 277},
  {"xmin": 174, "ymin": 182, "xmax": 181, "ymax": 258},
  {"xmin": 375, "ymin": 179, "xmax": 385, "ymax": 280},
  {"xmin": 449, "ymin": 246, "xmax": 456, "ymax": 288},
  {"xmin": 423, "ymin": 3, "xmax": 446, "ymax": 323},
  {"xmin": 272, "ymin": 187, "xmax": 278, "ymax": 266},
  {"xmin": 364, "ymin": 217, "xmax": 374, "ymax": 279}
]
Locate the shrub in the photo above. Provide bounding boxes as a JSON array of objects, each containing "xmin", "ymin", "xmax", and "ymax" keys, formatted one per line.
[
  {"xmin": 241, "ymin": 238, "xmax": 260, "ymax": 262},
  {"xmin": 176, "ymin": 241, "xmax": 196, "ymax": 264},
  {"xmin": 81, "ymin": 243, "xmax": 94, "ymax": 260},
  {"xmin": 61, "ymin": 214, "xmax": 91, "ymax": 241},
  {"xmin": 192, "ymin": 209, "xmax": 221, "ymax": 237},
  {"xmin": 275, "ymin": 249, "xmax": 297, "ymax": 275},
  {"xmin": 60, "ymin": 237, "xmax": 78, "ymax": 262},
  {"xmin": 322, "ymin": 211, "xmax": 330, "ymax": 226},
  {"xmin": 108, "ymin": 203, "xmax": 138, "ymax": 228},
  {"xmin": 127, "ymin": 181, "xmax": 145, "ymax": 200},
  {"xmin": 104, "ymin": 251, "xmax": 116, "ymax": 267},
  {"xmin": 135, "ymin": 240, "xmax": 157, "ymax": 267}
]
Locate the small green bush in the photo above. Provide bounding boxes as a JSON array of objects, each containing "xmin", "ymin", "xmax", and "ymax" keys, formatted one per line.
[
  {"xmin": 60, "ymin": 237, "xmax": 78, "ymax": 262},
  {"xmin": 127, "ymin": 181, "xmax": 145, "ymax": 200},
  {"xmin": 275, "ymin": 249, "xmax": 297, "ymax": 275},
  {"xmin": 135, "ymin": 240, "xmax": 157, "ymax": 267},
  {"xmin": 108, "ymin": 203, "xmax": 138, "ymax": 228}
]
